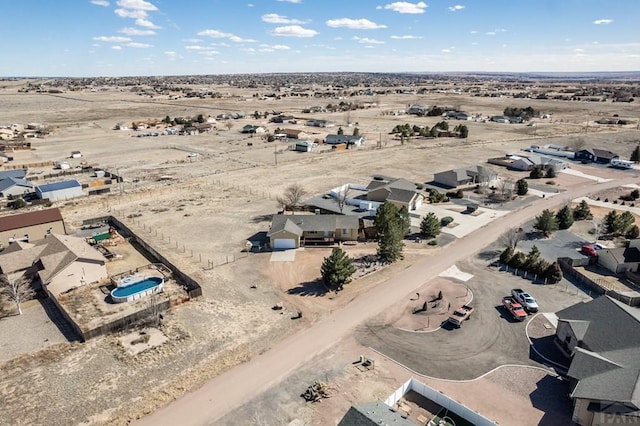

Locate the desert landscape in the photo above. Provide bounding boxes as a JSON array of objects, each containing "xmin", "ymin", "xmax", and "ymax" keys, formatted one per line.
[{"xmin": 1, "ymin": 73, "xmax": 640, "ymax": 426}]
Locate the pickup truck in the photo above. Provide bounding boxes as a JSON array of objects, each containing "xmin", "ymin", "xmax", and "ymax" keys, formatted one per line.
[
  {"xmin": 502, "ymin": 296, "xmax": 527, "ymax": 321},
  {"xmin": 447, "ymin": 304, "xmax": 474, "ymax": 328},
  {"xmin": 511, "ymin": 288, "xmax": 539, "ymax": 313}
]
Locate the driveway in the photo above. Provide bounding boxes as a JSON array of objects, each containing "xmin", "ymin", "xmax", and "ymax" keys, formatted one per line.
[
  {"xmin": 270, "ymin": 249, "xmax": 298, "ymax": 262},
  {"xmin": 411, "ymin": 203, "xmax": 509, "ymax": 238}
]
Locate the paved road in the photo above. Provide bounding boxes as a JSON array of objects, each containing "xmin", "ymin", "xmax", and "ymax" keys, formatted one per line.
[{"xmin": 137, "ymin": 176, "xmax": 637, "ymax": 426}]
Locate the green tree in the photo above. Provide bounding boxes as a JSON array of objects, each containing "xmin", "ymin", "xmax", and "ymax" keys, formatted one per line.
[
  {"xmin": 374, "ymin": 201, "xmax": 405, "ymax": 263},
  {"xmin": 515, "ymin": 179, "xmax": 528, "ymax": 196},
  {"xmin": 573, "ymin": 200, "xmax": 592, "ymax": 220},
  {"xmin": 627, "ymin": 224, "xmax": 640, "ymax": 239},
  {"xmin": 458, "ymin": 125, "xmax": 469, "ymax": 138},
  {"xmin": 529, "ymin": 166, "xmax": 544, "ymax": 179},
  {"xmin": 352, "ymin": 127, "xmax": 360, "ymax": 136},
  {"xmin": 162, "ymin": 115, "xmax": 171, "ymax": 124},
  {"xmin": 545, "ymin": 167, "xmax": 557, "ymax": 178},
  {"xmin": 196, "ymin": 114, "xmax": 205, "ymax": 123},
  {"xmin": 524, "ymin": 245, "xmax": 541, "ymax": 270},
  {"xmin": 544, "ymin": 262, "xmax": 563, "ymax": 283},
  {"xmin": 499, "ymin": 247, "xmax": 515, "ymax": 264},
  {"xmin": 556, "ymin": 205, "xmax": 574, "ymax": 230},
  {"xmin": 508, "ymin": 251, "xmax": 526, "ymax": 270},
  {"xmin": 337, "ymin": 127, "xmax": 344, "ymax": 135},
  {"xmin": 534, "ymin": 209, "xmax": 559, "ymax": 237},
  {"xmin": 12, "ymin": 198, "xmax": 27, "ymax": 209},
  {"xmin": 604, "ymin": 210, "xmax": 619, "ymax": 234},
  {"xmin": 631, "ymin": 145, "xmax": 640, "ymax": 163},
  {"xmin": 398, "ymin": 206, "xmax": 411, "ymax": 237},
  {"xmin": 420, "ymin": 212, "xmax": 441, "ymax": 238},
  {"xmin": 320, "ymin": 248, "xmax": 356, "ymax": 291},
  {"xmin": 618, "ymin": 211, "xmax": 635, "ymax": 235}
]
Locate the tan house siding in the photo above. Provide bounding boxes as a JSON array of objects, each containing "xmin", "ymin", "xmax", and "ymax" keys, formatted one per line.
[
  {"xmin": 47, "ymin": 261, "xmax": 108, "ymax": 296},
  {"xmin": 0, "ymin": 221, "xmax": 65, "ymax": 246},
  {"xmin": 268, "ymin": 230, "xmax": 301, "ymax": 248},
  {"xmin": 335, "ymin": 227, "xmax": 358, "ymax": 242}
]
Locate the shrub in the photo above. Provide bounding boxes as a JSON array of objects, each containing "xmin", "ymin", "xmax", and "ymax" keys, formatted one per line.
[
  {"xmin": 415, "ymin": 183, "xmax": 424, "ymax": 190},
  {"xmin": 546, "ymin": 180, "xmax": 555, "ymax": 185},
  {"xmin": 427, "ymin": 239, "xmax": 437, "ymax": 246},
  {"xmin": 440, "ymin": 216, "xmax": 454, "ymax": 227}
]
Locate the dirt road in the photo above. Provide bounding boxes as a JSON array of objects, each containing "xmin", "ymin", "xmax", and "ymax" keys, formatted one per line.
[{"xmin": 136, "ymin": 175, "xmax": 637, "ymax": 426}]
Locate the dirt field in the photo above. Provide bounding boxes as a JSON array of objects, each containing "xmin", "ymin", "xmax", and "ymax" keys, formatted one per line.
[{"xmin": 1, "ymin": 81, "xmax": 640, "ymax": 425}]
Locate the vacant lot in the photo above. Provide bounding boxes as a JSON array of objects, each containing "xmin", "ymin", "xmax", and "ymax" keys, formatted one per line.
[{"xmin": 0, "ymin": 82, "xmax": 639, "ymax": 424}]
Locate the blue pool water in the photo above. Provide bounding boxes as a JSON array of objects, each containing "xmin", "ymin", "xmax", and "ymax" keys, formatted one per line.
[{"xmin": 112, "ymin": 276, "xmax": 163, "ymax": 298}]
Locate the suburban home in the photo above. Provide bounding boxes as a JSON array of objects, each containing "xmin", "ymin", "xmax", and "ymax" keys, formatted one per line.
[
  {"xmin": 0, "ymin": 207, "xmax": 66, "ymax": 247},
  {"xmin": 35, "ymin": 180, "xmax": 83, "ymax": 202},
  {"xmin": 555, "ymin": 296, "xmax": 640, "ymax": 425},
  {"xmin": 433, "ymin": 165, "xmax": 498, "ymax": 189},
  {"xmin": 306, "ymin": 119, "xmax": 334, "ymax": 128},
  {"xmin": 0, "ymin": 177, "xmax": 34, "ymax": 198},
  {"xmin": 241, "ymin": 124, "xmax": 267, "ymax": 134},
  {"xmin": 294, "ymin": 141, "xmax": 317, "ymax": 152},
  {"xmin": 597, "ymin": 240, "xmax": 640, "ymax": 274},
  {"xmin": 324, "ymin": 134, "xmax": 365, "ymax": 146},
  {"xmin": 407, "ymin": 104, "xmax": 429, "ymax": 115},
  {"xmin": 365, "ymin": 177, "xmax": 423, "ymax": 211},
  {"xmin": 575, "ymin": 148, "xmax": 619, "ymax": 164},
  {"xmin": 267, "ymin": 214, "xmax": 360, "ymax": 249},
  {"xmin": 510, "ymin": 155, "xmax": 568, "ymax": 172},
  {"xmin": 281, "ymin": 129, "xmax": 309, "ymax": 139},
  {"xmin": 0, "ymin": 233, "xmax": 108, "ymax": 296}
]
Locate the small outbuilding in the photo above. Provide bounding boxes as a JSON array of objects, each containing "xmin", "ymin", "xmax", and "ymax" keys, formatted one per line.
[
  {"xmin": 36, "ymin": 180, "xmax": 83, "ymax": 202},
  {"xmin": 70, "ymin": 151, "xmax": 82, "ymax": 158}
]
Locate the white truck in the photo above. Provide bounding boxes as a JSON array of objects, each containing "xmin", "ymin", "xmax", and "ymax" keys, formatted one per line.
[{"xmin": 511, "ymin": 288, "xmax": 539, "ymax": 313}]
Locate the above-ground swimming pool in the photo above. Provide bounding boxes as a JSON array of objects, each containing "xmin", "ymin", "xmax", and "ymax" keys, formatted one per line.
[{"xmin": 111, "ymin": 275, "xmax": 164, "ymax": 303}]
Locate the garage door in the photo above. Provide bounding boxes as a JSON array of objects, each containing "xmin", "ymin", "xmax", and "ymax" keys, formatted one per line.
[{"xmin": 273, "ymin": 238, "xmax": 296, "ymax": 250}]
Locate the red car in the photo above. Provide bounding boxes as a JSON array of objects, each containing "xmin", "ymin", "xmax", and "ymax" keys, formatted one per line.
[{"xmin": 581, "ymin": 245, "xmax": 597, "ymax": 257}]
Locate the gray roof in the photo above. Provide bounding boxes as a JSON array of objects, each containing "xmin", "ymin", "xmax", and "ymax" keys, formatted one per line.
[
  {"xmin": 338, "ymin": 401, "xmax": 415, "ymax": 426},
  {"xmin": 0, "ymin": 169, "xmax": 27, "ymax": 180},
  {"xmin": 0, "ymin": 177, "xmax": 33, "ymax": 192},
  {"xmin": 36, "ymin": 180, "xmax": 81, "ymax": 192},
  {"xmin": 386, "ymin": 188, "xmax": 419, "ymax": 204},
  {"xmin": 366, "ymin": 177, "xmax": 419, "ymax": 202},
  {"xmin": 268, "ymin": 214, "xmax": 359, "ymax": 236},
  {"xmin": 557, "ymin": 296, "xmax": 640, "ymax": 407},
  {"xmin": 605, "ymin": 247, "xmax": 640, "ymax": 264},
  {"xmin": 325, "ymin": 134, "xmax": 364, "ymax": 145}
]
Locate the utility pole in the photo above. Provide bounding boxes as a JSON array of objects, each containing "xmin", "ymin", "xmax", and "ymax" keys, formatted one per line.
[{"xmin": 274, "ymin": 142, "xmax": 278, "ymax": 166}]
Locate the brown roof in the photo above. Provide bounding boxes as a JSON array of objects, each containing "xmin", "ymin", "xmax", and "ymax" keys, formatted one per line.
[{"xmin": 0, "ymin": 208, "xmax": 64, "ymax": 233}]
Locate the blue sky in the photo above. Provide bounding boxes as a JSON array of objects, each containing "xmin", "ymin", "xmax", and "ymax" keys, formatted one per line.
[{"xmin": 1, "ymin": 0, "xmax": 639, "ymax": 77}]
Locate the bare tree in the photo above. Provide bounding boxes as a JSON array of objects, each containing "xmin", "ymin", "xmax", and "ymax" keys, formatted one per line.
[
  {"xmin": 336, "ymin": 185, "xmax": 351, "ymax": 214},
  {"xmin": 499, "ymin": 178, "xmax": 514, "ymax": 202},
  {"xmin": 500, "ymin": 227, "xmax": 524, "ymax": 249},
  {"xmin": 592, "ymin": 216, "xmax": 603, "ymax": 243},
  {"xmin": 0, "ymin": 274, "xmax": 34, "ymax": 315},
  {"xmin": 276, "ymin": 184, "xmax": 307, "ymax": 213},
  {"xmin": 224, "ymin": 121, "xmax": 233, "ymax": 132}
]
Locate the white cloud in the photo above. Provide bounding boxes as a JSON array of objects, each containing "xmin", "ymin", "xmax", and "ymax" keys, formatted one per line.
[
  {"xmin": 262, "ymin": 13, "xmax": 306, "ymax": 24},
  {"xmin": 390, "ymin": 35, "xmax": 423, "ymax": 39},
  {"xmin": 164, "ymin": 51, "xmax": 178, "ymax": 60},
  {"xmin": 136, "ymin": 18, "xmax": 160, "ymax": 29},
  {"xmin": 574, "ymin": 48, "xmax": 585, "ymax": 53},
  {"xmin": 116, "ymin": 0, "xmax": 157, "ymax": 11},
  {"xmin": 326, "ymin": 18, "xmax": 387, "ymax": 29},
  {"xmin": 185, "ymin": 45, "xmax": 209, "ymax": 50},
  {"xmin": 182, "ymin": 38, "xmax": 203, "ymax": 43},
  {"xmin": 112, "ymin": 45, "xmax": 123, "ymax": 50},
  {"xmin": 91, "ymin": 0, "xmax": 110, "ymax": 6},
  {"xmin": 442, "ymin": 48, "xmax": 451, "ymax": 53},
  {"xmin": 197, "ymin": 29, "xmax": 256, "ymax": 42},
  {"xmin": 270, "ymin": 25, "xmax": 318, "ymax": 37},
  {"xmin": 353, "ymin": 36, "xmax": 385, "ymax": 44},
  {"xmin": 247, "ymin": 3, "xmax": 254, "ymax": 7},
  {"xmin": 93, "ymin": 36, "xmax": 132, "ymax": 42},
  {"xmin": 115, "ymin": 8, "xmax": 147, "ymax": 18},
  {"xmin": 470, "ymin": 30, "xmax": 478, "ymax": 34},
  {"xmin": 126, "ymin": 42, "xmax": 153, "ymax": 48},
  {"xmin": 119, "ymin": 27, "xmax": 156, "ymax": 36},
  {"xmin": 260, "ymin": 44, "xmax": 291, "ymax": 50},
  {"xmin": 486, "ymin": 31, "xmax": 496, "ymax": 36},
  {"xmin": 379, "ymin": 1, "xmax": 427, "ymax": 14},
  {"xmin": 448, "ymin": 5, "xmax": 465, "ymax": 12},
  {"xmin": 593, "ymin": 19, "xmax": 613, "ymax": 25},
  {"xmin": 277, "ymin": 0, "xmax": 302, "ymax": 3}
]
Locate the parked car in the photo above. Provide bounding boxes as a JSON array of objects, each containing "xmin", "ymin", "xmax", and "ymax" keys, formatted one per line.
[
  {"xmin": 511, "ymin": 288, "xmax": 539, "ymax": 313},
  {"xmin": 593, "ymin": 243, "xmax": 608, "ymax": 250},
  {"xmin": 447, "ymin": 305, "xmax": 474, "ymax": 328},
  {"xmin": 187, "ymin": 152, "xmax": 200, "ymax": 158},
  {"xmin": 502, "ymin": 296, "xmax": 527, "ymax": 321},
  {"xmin": 581, "ymin": 245, "xmax": 598, "ymax": 257}
]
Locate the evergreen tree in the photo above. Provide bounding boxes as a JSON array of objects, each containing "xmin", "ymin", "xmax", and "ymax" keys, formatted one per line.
[
  {"xmin": 374, "ymin": 201, "xmax": 405, "ymax": 263},
  {"xmin": 573, "ymin": 200, "xmax": 592, "ymax": 220},
  {"xmin": 420, "ymin": 212, "xmax": 441, "ymax": 238},
  {"xmin": 524, "ymin": 245, "xmax": 541, "ymax": 270},
  {"xmin": 618, "ymin": 211, "xmax": 635, "ymax": 235},
  {"xmin": 337, "ymin": 127, "xmax": 344, "ymax": 135},
  {"xmin": 515, "ymin": 179, "xmax": 528, "ymax": 196},
  {"xmin": 352, "ymin": 127, "xmax": 360, "ymax": 136},
  {"xmin": 529, "ymin": 166, "xmax": 545, "ymax": 179},
  {"xmin": 499, "ymin": 247, "xmax": 515, "ymax": 264},
  {"xmin": 604, "ymin": 210, "xmax": 619, "ymax": 234},
  {"xmin": 544, "ymin": 262, "xmax": 563, "ymax": 283},
  {"xmin": 398, "ymin": 206, "xmax": 411, "ymax": 237},
  {"xmin": 534, "ymin": 209, "xmax": 559, "ymax": 237},
  {"xmin": 631, "ymin": 145, "xmax": 640, "ymax": 163},
  {"xmin": 320, "ymin": 248, "xmax": 356, "ymax": 291},
  {"xmin": 627, "ymin": 224, "xmax": 640, "ymax": 239},
  {"xmin": 508, "ymin": 251, "xmax": 526, "ymax": 270},
  {"xmin": 556, "ymin": 205, "xmax": 574, "ymax": 230}
]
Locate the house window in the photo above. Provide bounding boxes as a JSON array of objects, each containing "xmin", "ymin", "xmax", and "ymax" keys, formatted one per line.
[{"xmin": 342, "ymin": 229, "xmax": 348, "ymax": 235}]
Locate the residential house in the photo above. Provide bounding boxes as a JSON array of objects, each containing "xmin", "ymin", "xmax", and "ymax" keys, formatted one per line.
[
  {"xmin": 0, "ymin": 177, "xmax": 34, "ymax": 198},
  {"xmin": 267, "ymin": 214, "xmax": 360, "ymax": 249},
  {"xmin": 0, "ymin": 234, "xmax": 108, "ymax": 296},
  {"xmin": 0, "ymin": 169, "xmax": 27, "ymax": 180},
  {"xmin": 241, "ymin": 124, "xmax": 267, "ymax": 134},
  {"xmin": 36, "ymin": 180, "xmax": 83, "ymax": 202},
  {"xmin": 407, "ymin": 104, "xmax": 429, "ymax": 116},
  {"xmin": 597, "ymin": 239, "xmax": 640, "ymax": 274},
  {"xmin": 281, "ymin": 129, "xmax": 309, "ymax": 139},
  {"xmin": 555, "ymin": 296, "xmax": 640, "ymax": 425},
  {"xmin": 366, "ymin": 177, "xmax": 423, "ymax": 211},
  {"xmin": 324, "ymin": 134, "xmax": 365, "ymax": 146},
  {"xmin": 575, "ymin": 148, "xmax": 619, "ymax": 164},
  {"xmin": 510, "ymin": 155, "xmax": 568, "ymax": 172},
  {"xmin": 433, "ymin": 165, "xmax": 498, "ymax": 189},
  {"xmin": 306, "ymin": 119, "xmax": 334, "ymax": 128},
  {"xmin": 0, "ymin": 208, "xmax": 66, "ymax": 247}
]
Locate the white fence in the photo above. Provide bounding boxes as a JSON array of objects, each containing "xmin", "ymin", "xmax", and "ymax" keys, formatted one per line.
[{"xmin": 384, "ymin": 377, "xmax": 497, "ymax": 426}]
